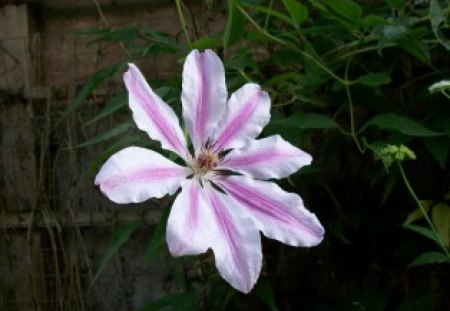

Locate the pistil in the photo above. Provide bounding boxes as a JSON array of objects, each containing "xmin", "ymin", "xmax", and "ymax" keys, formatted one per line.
[{"xmin": 192, "ymin": 149, "xmax": 219, "ymax": 176}]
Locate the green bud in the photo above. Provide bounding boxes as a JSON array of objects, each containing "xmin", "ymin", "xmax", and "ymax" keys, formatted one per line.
[{"xmin": 379, "ymin": 144, "xmax": 416, "ymax": 168}]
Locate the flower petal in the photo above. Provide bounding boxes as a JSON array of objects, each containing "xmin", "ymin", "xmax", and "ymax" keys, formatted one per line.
[
  {"xmin": 124, "ymin": 64, "xmax": 187, "ymax": 158},
  {"xmin": 95, "ymin": 147, "xmax": 191, "ymax": 204},
  {"xmin": 182, "ymin": 49, "xmax": 227, "ymax": 152},
  {"xmin": 214, "ymin": 83, "xmax": 270, "ymax": 151},
  {"xmin": 204, "ymin": 185, "xmax": 262, "ymax": 294},
  {"xmin": 221, "ymin": 135, "xmax": 312, "ymax": 180},
  {"xmin": 166, "ymin": 179, "xmax": 214, "ymax": 256},
  {"xmin": 220, "ymin": 176, "xmax": 324, "ymax": 247},
  {"xmin": 167, "ymin": 180, "xmax": 262, "ymax": 293}
]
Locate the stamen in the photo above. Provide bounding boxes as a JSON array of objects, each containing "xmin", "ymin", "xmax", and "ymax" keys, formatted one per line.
[{"xmin": 192, "ymin": 146, "xmax": 220, "ymax": 176}]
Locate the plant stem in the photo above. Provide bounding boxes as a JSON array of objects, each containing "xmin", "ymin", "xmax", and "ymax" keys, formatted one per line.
[
  {"xmin": 397, "ymin": 162, "xmax": 450, "ymax": 258},
  {"xmin": 235, "ymin": 4, "xmax": 345, "ymax": 85},
  {"xmin": 442, "ymin": 90, "xmax": 450, "ymax": 99},
  {"xmin": 263, "ymin": 0, "xmax": 274, "ymax": 31},
  {"xmin": 92, "ymin": 0, "xmax": 131, "ymax": 57},
  {"xmin": 344, "ymin": 58, "xmax": 364, "ymax": 153},
  {"xmin": 93, "ymin": 0, "xmax": 109, "ymax": 27},
  {"xmin": 236, "ymin": 3, "xmax": 367, "ymax": 151},
  {"xmin": 175, "ymin": 0, "xmax": 191, "ymax": 46},
  {"xmin": 238, "ymin": 69, "xmax": 252, "ymax": 82}
]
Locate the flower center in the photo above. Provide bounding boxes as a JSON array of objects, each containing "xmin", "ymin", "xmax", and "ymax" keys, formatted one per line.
[{"xmin": 193, "ymin": 149, "xmax": 219, "ymax": 175}]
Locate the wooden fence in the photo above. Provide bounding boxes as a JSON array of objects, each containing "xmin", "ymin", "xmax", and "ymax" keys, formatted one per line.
[{"xmin": 0, "ymin": 3, "xmax": 183, "ymax": 309}]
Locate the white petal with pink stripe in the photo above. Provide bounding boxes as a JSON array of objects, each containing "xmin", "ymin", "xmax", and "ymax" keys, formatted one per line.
[
  {"xmin": 167, "ymin": 180, "xmax": 262, "ymax": 293},
  {"xmin": 95, "ymin": 147, "xmax": 191, "ymax": 204},
  {"xmin": 213, "ymin": 83, "xmax": 271, "ymax": 151},
  {"xmin": 166, "ymin": 179, "xmax": 215, "ymax": 256},
  {"xmin": 220, "ymin": 176, "xmax": 324, "ymax": 247},
  {"xmin": 124, "ymin": 64, "xmax": 187, "ymax": 158},
  {"xmin": 203, "ymin": 184, "xmax": 262, "ymax": 294},
  {"xmin": 221, "ymin": 135, "xmax": 313, "ymax": 180},
  {"xmin": 182, "ymin": 49, "xmax": 227, "ymax": 153}
]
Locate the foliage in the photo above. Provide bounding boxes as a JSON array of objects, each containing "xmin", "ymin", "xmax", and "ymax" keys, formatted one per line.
[{"xmin": 70, "ymin": 0, "xmax": 450, "ymax": 309}]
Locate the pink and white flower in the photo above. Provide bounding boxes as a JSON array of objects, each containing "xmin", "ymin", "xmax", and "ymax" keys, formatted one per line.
[{"xmin": 95, "ymin": 49, "xmax": 324, "ymax": 293}]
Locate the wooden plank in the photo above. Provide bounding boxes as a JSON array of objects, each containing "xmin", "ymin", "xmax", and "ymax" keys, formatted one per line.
[
  {"xmin": 8, "ymin": 231, "xmax": 48, "ymax": 311},
  {"xmin": 0, "ymin": 3, "xmax": 38, "ymax": 213},
  {"xmin": 0, "ymin": 4, "xmax": 31, "ymax": 91},
  {"xmin": 0, "ymin": 101, "xmax": 38, "ymax": 212},
  {"xmin": 0, "ymin": 209, "xmax": 162, "ymax": 228}
]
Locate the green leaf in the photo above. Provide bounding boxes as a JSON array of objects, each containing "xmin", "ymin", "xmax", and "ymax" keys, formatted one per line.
[
  {"xmin": 395, "ymin": 292, "xmax": 440, "ymax": 311},
  {"xmin": 137, "ymin": 291, "xmax": 198, "ymax": 311},
  {"xmin": 377, "ymin": 24, "xmax": 408, "ymax": 56},
  {"xmin": 224, "ymin": 0, "xmax": 245, "ymax": 49},
  {"xmin": 355, "ymin": 72, "xmax": 391, "ymax": 86},
  {"xmin": 384, "ymin": 0, "xmax": 406, "ymax": 8},
  {"xmin": 328, "ymin": 217, "xmax": 352, "ymax": 245},
  {"xmin": 364, "ymin": 139, "xmax": 388, "ymax": 157},
  {"xmin": 75, "ymin": 122, "xmax": 133, "ymax": 148},
  {"xmin": 84, "ymin": 91, "xmax": 127, "ymax": 126},
  {"xmin": 363, "ymin": 15, "xmax": 387, "ymax": 28},
  {"xmin": 59, "ymin": 62, "xmax": 127, "ymax": 122},
  {"xmin": 424, "ymin": 137, "xmax": 450, "ymax": 168},
  {"xmin": 191, "ymin": 37, "xmax": 222, "ymax": 50},
  {"xmin": 278, "ymin": 112, "xmax": 340, "ymax": 129},
  {"xmin": 432, "ymin": 203, "xmax": 450, "ymax": 248},
  {"xmin": 323, "ymin": 0, "xmax": 362, "ymax": 26},
  {"xmin": 381, "ymin": 175, "xmax": 396, "ymax": 205},
  {"xmin": 86, "ymin": 27, "xmax": 139, "ymax": 45},
  {"xmin": 140, "ymin": 29, "xmax": 182, "ymax": 50},
  {"xmin": 382, "ymin": 24, "xmax": 408, "ymax": 41},
  {"xmin": 398, "ymin": 37, "xmax": 431, "ymax": 65},
  {"xmin": 91, "ymin": 220, "xmax": 140, "ymax": 285},
  {"xmin": 282, "ymin": 0, "xmax": 308, "ymax": 28},
  {"xmin": 145, "ymin": 206, "xmax": 171, "ymax": 263},
  {"xmin": 403, "ymin": 224, "xmax": 442, "ymax": 246},
  {"xmin": 265, "ymin": 72, "xmax": 303, "ymax": 86},
  {"xmin": 432, "ymin": 117, "xmax": 450, "ymax": 135},
  {"xmin": 255, "ymin": 278, "xmax": 279, "ymax": 311},
  {"xmin": 363, "ymin": 113, "xmax": 442, "ymax": 137},
  {"xmin": 408, "ymin": 251, "xmax": 450, "ymax": 267},
  {"xmin": 403, "ymin": 202, "xmax": 431, "ymax": 225},
  {"xmin": 430, "ymin": 0, "xmax": 450, "ymax": 51},
  {"xmin": 244, "ymin": 4, "xmax": 293, "ymax": 26},
  {"xmin": 73, "ymin": 27, "xmax": 111, "ymax": 36}
]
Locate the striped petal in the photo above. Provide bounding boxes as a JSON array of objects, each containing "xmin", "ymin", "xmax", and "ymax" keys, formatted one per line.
[
  {"xmin": 213, "ymin": 83, "xmax": 270, "ymax": 151},
  {"xmin": 95, "ymin": 147, "xmax": 191, "ymax": 204},
  {"xmin": 220, "ymin": 176, "xmax": 324, "ymax": 247},
  {"xmin": 167, "ymin": 181, "xmax": 262, "ymax": 293},
  {"xmin": 221, "ymin": 135, "xmax": 312, "ymax": 180},
  {"xmin": 124, "ymin": 64, "xmax": 188, "ymax": 158},
  {"xmin": 166, "ymin": 179, "xmax": 214, "ymax": 256},
  {"xmin": 204, "ymin": 184, "xmax": 262, "ymax": 294},
  {"xmin": 182, "ymin": 49, "xmax": 227, "ymax": 152}
]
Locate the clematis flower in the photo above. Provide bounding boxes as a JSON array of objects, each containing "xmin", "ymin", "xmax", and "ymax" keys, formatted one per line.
[{"xmin": 95, "ymin": 49, "xmax": 324, "ymax": 293}]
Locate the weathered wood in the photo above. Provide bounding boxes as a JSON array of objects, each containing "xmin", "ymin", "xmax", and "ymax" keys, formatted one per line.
[
  {"xmin": 0, "ymin": 2, "xmax": 39, "ymax": 212},
  {"xmin": 0, "ymin": 4, "xmax": 31, "ymax": 91},
  {"xmin": 0, "ymin": 209, "xmax": 162, "ymax": 228},
  {"xmin": 0, "ymin": 5, "xmax": 46, "ymax": 311},
  {"xmin": 0, "ymin": 101, "xmax": 38, "ymax": 212},
  {"xmin": 8, "ymin": 231, "xmax": 48, "ymax": 311}
]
